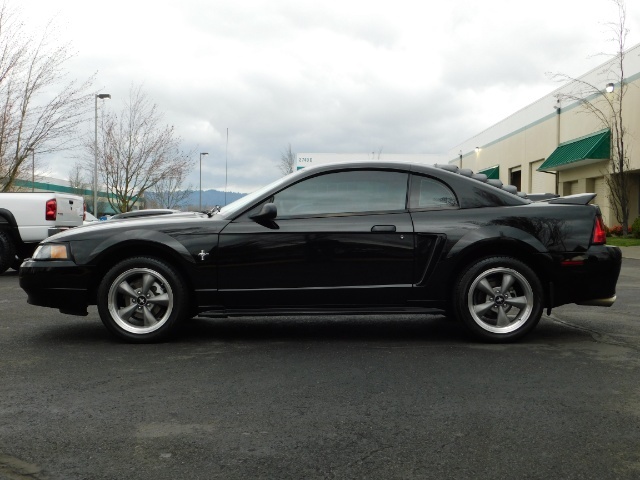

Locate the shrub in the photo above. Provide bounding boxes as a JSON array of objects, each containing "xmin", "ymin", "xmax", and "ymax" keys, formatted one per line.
[
  {"xmin": 632, "ymin": 217, "xmax": 640, "ymax": 239},
  {"xmin": 610, "ymin": 225, "xmax": 623, "ymax": 236},
  {"xmin": 609, "ymin": 224, "xmax": 633, "ymax": 237}
]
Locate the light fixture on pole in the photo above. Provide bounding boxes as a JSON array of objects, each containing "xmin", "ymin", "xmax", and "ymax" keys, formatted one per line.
[
  {"xmin": 605, "ymin": 83, "xmax": 615, "ymax": 93},
  {"xmin": 94, "ymin": 93, "xmax": 111, "ymax": 215},
  {"xmin": 199, "ymin": 152, "xmax": 209, "ymax": 211},
  {"xmin": 27, "ymin": 148, "xmax": 35, "ymax": 192}
]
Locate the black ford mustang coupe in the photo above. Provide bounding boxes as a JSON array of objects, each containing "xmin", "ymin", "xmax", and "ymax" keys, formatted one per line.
[{"xmin": 19, "ymin": 162, "xmax": 621, "ymax": 343}]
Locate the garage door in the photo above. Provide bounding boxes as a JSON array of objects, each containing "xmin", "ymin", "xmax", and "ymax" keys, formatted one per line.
[{"xmin": 530, "ymin": 159, "xmax": 555, "ymax": 193}]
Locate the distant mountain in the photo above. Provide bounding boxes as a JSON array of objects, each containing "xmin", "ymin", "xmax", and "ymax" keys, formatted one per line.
[{"xmin": 182, "ymin": 189, "xmax": 246, "ymax": 209}]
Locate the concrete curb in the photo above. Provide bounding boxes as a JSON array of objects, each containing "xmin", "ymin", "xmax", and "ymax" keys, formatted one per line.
[{"xmin": 618, "ymin": 245, "xmax": 640, "ymax": 260}]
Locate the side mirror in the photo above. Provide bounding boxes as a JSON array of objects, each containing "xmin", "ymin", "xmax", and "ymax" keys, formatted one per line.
[
  {"xmin": 249, "ymin": 203, "xmax": 279, "ymax": 229},
  {"xmin": 250, "ymin": 203, "xmax": 277, "ymax": 221}
]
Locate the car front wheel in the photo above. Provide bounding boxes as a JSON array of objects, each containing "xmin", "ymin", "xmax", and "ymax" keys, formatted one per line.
[
  {"xmin": 453, "ymin": 256, "xmax": 543, "ymax": 342},
  {"xmin": 97, "ymin": 257, "xmax": 188, "ymax": 343}
]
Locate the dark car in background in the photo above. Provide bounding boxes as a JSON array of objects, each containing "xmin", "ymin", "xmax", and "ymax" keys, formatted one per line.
[
  {"xmin": 19, "ymin": 161, "xmax": 621, "ymax": 343},
  {"xmin": 108, "ymin": 209, "xmax": 180, "ymax": 220}
]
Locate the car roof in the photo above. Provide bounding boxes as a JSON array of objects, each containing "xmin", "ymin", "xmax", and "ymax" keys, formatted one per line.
[{"xmin": 294, "ymin": 161, "xmax": 530, "ymax": 208}]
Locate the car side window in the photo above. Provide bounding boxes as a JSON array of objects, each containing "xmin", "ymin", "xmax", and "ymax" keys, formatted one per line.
[
  {"xmin": 409, "ymin": 175, "xmax": 458, "ymax": 210},
  {"xmin": 273, "ymin": 170, "xmax": 408, "ymax": 217}
]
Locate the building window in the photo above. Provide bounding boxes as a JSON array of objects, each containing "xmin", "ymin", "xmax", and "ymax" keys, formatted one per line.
[{"xmin": 510, "ymin": 167, "xmax": 522, "ymax": 191}]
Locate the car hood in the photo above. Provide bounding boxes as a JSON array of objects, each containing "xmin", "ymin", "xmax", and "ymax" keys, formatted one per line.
[{"xmin": 46, "ymin": 211, "xmax": 227, "ymax": 242}]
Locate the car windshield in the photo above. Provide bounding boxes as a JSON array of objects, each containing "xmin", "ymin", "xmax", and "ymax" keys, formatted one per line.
[{"xmin": 218, "ymin": 169, "xmax": 305, "ymax": 217}]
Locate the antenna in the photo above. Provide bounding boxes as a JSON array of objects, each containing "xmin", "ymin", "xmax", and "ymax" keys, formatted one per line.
[{"xmin": 225, "ymin": 128, "xmax": 228, "ymax": 205}]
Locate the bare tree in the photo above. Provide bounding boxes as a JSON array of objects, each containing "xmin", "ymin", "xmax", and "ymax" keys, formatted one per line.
[
  {"xmin": 0, "ymin": 3, "xmax": 94, "ymax": 191},
  {"xmin": 68, "ymin": 161, "xmax": 88, "ymax": 193},
  {"xmin": 145, "ymin": 174, "xmax": 194, "ymax": 209},
  {"xmin": 550, "ymin": 0, "xmax": 631, "ymax": 234},
  {"xmin": 369, "ymin": 146, "xmax": 383, "ymax": 160},
  {"xmin": 279, "ymin": 143, "xmax": 296, "ymax": 176},
  {"xmin": 94, "ymin": 85, "xmax": 195, "ymax": 213},
  {"xmin": 68, "ymin": 160, "xmax": 97, "ymax": 211}
]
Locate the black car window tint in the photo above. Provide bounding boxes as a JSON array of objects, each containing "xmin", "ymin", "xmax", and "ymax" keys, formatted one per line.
[
  {"xmin": 413, "ymin": 176, "xmax": 458, "ymax": 209},
  {"xmin": 274, "ymin": 170, "xmax": 408, "ymax": 216}
]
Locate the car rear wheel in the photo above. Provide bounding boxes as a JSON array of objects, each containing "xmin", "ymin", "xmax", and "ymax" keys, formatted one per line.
[
  {"xmin": 97, "ymin": 257, "xmax": 188, "ymax": 343},
  {"xmin": 453, "ymin": 256, "xmax": 543, "ymax": 342}
]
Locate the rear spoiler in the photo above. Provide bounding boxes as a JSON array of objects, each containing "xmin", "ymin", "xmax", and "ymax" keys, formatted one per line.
[{"xmin": 545, "ymin": 193, "xmax": 597, "ymax": 205}]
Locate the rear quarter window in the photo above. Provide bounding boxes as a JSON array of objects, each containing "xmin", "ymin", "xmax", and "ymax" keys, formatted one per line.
[{"xmin": 409, "ymin": 175, "xmax": 458, "ymax": 210}]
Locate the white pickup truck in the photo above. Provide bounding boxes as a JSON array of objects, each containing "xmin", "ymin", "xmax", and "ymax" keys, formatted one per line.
[{"xmin": 0, "ymin": 192, "xmax": 85, "ymax": 274}]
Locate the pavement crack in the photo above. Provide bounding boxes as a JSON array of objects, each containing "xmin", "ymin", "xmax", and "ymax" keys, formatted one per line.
[{"xmin": 546, "ymin": 314, "xmax": 640, "ymax": 351}]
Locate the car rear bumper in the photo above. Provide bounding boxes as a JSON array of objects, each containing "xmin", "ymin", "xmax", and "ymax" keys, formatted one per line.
[
  {"xmin": 577, "ymin": 295, "xmax": 616, "ymax": 307},
  {"xmin": 19, "ymin": 259, "xmax": 91, "ymax": 315},
  {"xmin": 546, "ymin": 245, "xmax": 622, "ymax": 308},
  {"xmin": 48, "ymin": 226, "xmax": 74, "ymax": 237}
]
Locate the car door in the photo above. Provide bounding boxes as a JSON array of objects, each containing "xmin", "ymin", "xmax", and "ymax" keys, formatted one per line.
[
  {"xmin": 406, "ymin": 173, "xmax": 461, "ymax": 305},
  {"xmin": 217, "ymin": 169, "xmax": 415, "ymax": 311}
]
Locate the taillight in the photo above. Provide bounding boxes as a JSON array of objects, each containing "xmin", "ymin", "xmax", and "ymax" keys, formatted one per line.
[
  {"xmin": 83, "ymin": 203, "xmax": 86, "ymax": 221},
  {"xmin": 592, "ymin": 215, "xmax": 607, "ymax": 245},
  {"xmin": 46, "ymin": 199, "xmax": 57, "ymax": 221}
]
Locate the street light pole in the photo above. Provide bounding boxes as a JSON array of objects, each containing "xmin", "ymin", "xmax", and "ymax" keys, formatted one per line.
[
  {"xmin": 94, "ymin": 93, "xmax": 111, "ymax": 215},
  {"xmin": 199, "ymin": 152, "xmax": 209, "ymax": 211}
]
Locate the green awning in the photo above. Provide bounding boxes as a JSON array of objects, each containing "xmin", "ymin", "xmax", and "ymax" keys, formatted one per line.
[
  {"xmin": 538, "ymin": 129, "xmax": 610, "ymax": 172},
  {"xmin": 478, "ymin": 165, "xmax": 500, "ymax": 179}
]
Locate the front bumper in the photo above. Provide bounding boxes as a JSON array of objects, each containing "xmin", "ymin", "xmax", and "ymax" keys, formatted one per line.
[{"xmin": 19, "ymin": 259, "xmax": 92, "ymax": 315}]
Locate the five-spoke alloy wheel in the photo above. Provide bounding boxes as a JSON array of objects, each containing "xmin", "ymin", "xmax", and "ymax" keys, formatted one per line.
[
  {"xmin": 97, "ymin": 257, "xmax": 188, "ymax": 343},
  {"xmin": 454, "ymin": 256, "xmax": 543, "ymax": 342}
]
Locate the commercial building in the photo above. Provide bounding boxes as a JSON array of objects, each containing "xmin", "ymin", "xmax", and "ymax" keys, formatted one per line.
[
  {"xmin": 9, "ymin": 177, "xmax": 117, "ymax": 215},
  {"xmin": 448, "ymin": 42, "xmax": 640, "ymax": 228}
]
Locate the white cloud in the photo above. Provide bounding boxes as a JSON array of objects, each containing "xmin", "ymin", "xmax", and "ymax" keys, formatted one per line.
[{"xmin": 14, "ymin": 0, "xmax": 640, "ymax": 192}]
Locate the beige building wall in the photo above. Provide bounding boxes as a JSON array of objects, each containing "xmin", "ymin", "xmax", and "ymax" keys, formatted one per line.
[
  {"xmin": 449, "ymin": 42, "xmax": 640, "ymax": 229},
  {"xmin": 554, "ymin": 77, "xmax": 640, "ymax": 226},
  {"xmin": 471, "ymin": 114, "xmax": 559, "ymax": 194}
]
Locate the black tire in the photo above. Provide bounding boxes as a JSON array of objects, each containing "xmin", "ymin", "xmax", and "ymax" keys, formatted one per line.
[
  {"xmin": 97, "ymin": 257, "xmax": 189, "ymax": 343},
  {"xmin": 10, "ymin": 255, "xmax": 23, "ymax": 271},
  {"xmin": 453, "ymin": 256, "xmax": 543, "ymax": 343},
  {"xmin": 0, "ymin": 230, "xmax": 16, "ymax": 275}
]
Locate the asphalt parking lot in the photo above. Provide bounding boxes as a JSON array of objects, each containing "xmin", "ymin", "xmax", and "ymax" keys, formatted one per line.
[{"xmin": 1, "ymin": 257, "xmax": 640, "ymax": 480}]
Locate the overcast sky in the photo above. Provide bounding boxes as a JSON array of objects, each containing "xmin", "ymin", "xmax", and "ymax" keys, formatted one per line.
[{"xmin": 16, "ymin": 0, "xmax": 640, "ymax": 193}]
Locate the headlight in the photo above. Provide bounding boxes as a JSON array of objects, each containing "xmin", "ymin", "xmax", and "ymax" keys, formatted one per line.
[{"xmin": 32, "ymin": 243, "xmax": 70, "ymax": 260}]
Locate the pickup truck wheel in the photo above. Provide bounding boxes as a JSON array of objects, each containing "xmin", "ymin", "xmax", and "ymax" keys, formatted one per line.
[
  {"xmin": 11, "ymin": 255, "xmax": 22, "ymax": 271},
  {"xmin": 453, "ymin": 256, "xmax": 543, "ymax": 343},
  {"xmin": 0, "ymin": 230, "xmax": 16, "ymax": 275},
  {"xmin": 97, "ymin": 257, "xmax": 188, "ymax": 343}
]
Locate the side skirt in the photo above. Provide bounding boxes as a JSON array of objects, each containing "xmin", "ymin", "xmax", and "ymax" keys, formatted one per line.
[{"xmin": 195, "ymin": 307, "xmax": 446, "ymax": 318}]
